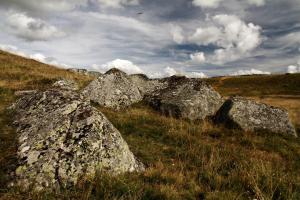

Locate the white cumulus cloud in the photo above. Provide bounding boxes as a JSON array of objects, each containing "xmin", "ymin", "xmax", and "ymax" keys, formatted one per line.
[
  {"xmin": 230, "ymin": 69, "xmax": 271, "ymax": 76},
  {"xmin": 190, "ymin": 52, "xmax": 206, "ymax": 64},
  {"xmin": 96, "ymin": 0, "xmax": 139, "ymax": 8},
  {"xmin": 192, "ymin": 0, "xmax": 223, "ymax": 8},
  {"xmin": 247, "ymin": 0, "xmax": 266, "ymax": 6},
  {"xmin": 189, "ymin": 14, "xmax": 262, "ymax": 64},
  {"xmin": 190, "ymin": 26, "xmax": 221, "ymax": 45},
  {"xmin": 92, "ymin": 59, "xmax": 143, "ymax": 74},
  {"xmin": 6, "ymin": 13, "xmax": 65, "ymax": 41},
  {"xmin": 170, "ymin": 25, "xmax": 184, "ymax": 44},
  {"xmin": 192, "ymin": 0, "xmax": 267, "ymax": 8},
  {"xmin": 163, "ymin": 66, "xmax": 177, "ymax": 77},
  {"xmin": 186, "ymin": 72, "xmax": 208, "ymax": 78},
  {"xmin": 287, "ymin": 65, "xmax": 300, "ymax": 74}
]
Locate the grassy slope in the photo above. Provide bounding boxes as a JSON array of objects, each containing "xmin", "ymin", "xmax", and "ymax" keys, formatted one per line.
[
  {"xmin": 0, "ymin": 51, "xmax": 300, "ymax": 199},
  {"xmin": 206, "ymin": 74, "xmax": 300, "ymax": 97}
]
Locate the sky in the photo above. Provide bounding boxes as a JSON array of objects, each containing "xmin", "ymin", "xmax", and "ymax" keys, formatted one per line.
[{"xmin": 0, "ymin": 0, "xmax": 300, "ymax": 77}]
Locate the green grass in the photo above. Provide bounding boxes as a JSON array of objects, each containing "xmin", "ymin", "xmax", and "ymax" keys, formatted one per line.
[{"xmin": 0, "ymin": 51, "xmax": 300, "ymax": 199}]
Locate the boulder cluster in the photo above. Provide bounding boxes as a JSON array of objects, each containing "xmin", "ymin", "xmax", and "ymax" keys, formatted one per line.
[
  {"xmin": 82, "ymin": 68, "xmax": 297, "ymax": 136},
  {"xmin": 9, "ymin": 80, "xmax": 144, "ymax": 191},
  {"xmin": 9, "ymin": 68, "xmax": 297, "ymax": 191}
]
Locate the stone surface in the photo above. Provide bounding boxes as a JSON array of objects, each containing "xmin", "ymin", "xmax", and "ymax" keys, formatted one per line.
[
  {"xmin": 82, "ymin": 68, "xmax": 143, "ymax": 110},
  {"xmin": 67, "ymin": 68, "xmax": 102, "ymax": 77},
  {"xmin": 215, "ymin": 97, "xmax": 297, "ymax": 136},
  {"xmin": 10, "ymin": 88, "xmax": 144, "ymax": 191},
  {"xmin": 87, "ymin": 71, "xmax": 102, "ymax": 77},
  {"xmin": 52, "ymin": 79, "xmax": 79, "ymax": 91},
  {"xmin": 144, "ymin": 76, "xmax": 224, "ymax": 120},
  {"xmin": 67, "ymin": 68, "xmax": 88, "ymax": 74},
  {"xmin": 129, "ymin": 74, "xmax": 168, "ymax": 96},
  {"xmin": 14, "ymin": 90, "xmax": 37, "ymax": 97}
]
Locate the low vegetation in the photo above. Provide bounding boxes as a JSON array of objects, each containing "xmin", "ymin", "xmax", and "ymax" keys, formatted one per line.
[{"xmin": 0, "ymin": 51, "xmax": 299, "ymax": 199}]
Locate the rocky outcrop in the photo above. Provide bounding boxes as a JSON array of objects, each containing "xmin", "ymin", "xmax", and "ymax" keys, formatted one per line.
[
  {"xmin": 87, "ymin": 71, "xmax": 102, "ymax": 77},
  {"xmin": 67, "ymin": 68, "xmax": 88, "ymax": 74},
  {"xmin": 82, "ymin": 68, "xmax": 143, "ymax": 110},
  {"xmin": 67, "ymin": 68, "xmax": 102, "ymax": 77},
  {"xmin": 215, "ymin": 97, "xmax": 297, "ymax": 136},
  {"xmin": 52, "ymin": 79, "xmax": 79, "ymax": 91},
  {"xmin": 9, "ymin": 87, "xmax": 144, "ymax": 191},
  {"xmin": 144, "ymin": 76, "xmax": 224, "ymax": 120},
  {"xmin": 129, "ymin": 74, "xmax": 168, "ymax": 96}
]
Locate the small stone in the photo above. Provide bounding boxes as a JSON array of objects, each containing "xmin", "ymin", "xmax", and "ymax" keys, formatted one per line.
[
  {"xmin": 27, "ymin": 151, "xmax": 40, "ymax": 165},
  {"xmin": 21, "ymin": 146, "xmax": 30, "ymax": 153}
]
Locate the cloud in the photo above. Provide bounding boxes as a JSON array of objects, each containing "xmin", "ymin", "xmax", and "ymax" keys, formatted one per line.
[
  {"xmin": 148, "ymin": 66, "xmax": 207, "ymax": 78},
  {"xmin": 230, "ymin": 69, "xmax": 271, "ymax": 76},
  {"xmin": 0, "ymin": 0, "xmax": 298, "ymax": 77},
  {"xmin": 287, "ymin": 59, "xmax": 300, "ymax": 74},
  {"xmin": 0, "ymin": 0, "xmax": 85, "ymax": 13},
  {"xmin": 163, "ymin": 66, "xmax": 177, "ymax": 76},
  {"xmin": 190, "ymin": 52, "xmax": 206, "ymax": 63},
  {"xmin": 247, "ymin": 0, "xmax": 266, "ymax": 6},
  {"xmin": 95, "ymin": 0, "xmax": 139, "ymax": 8},
  {"xmin": 92, "ymin": 59, "xmax": 143, "ymax": 74},
  {"xmin": 185, "ymin": 72, "xmax": 208, "ymax": 78},
  {"xmin": 0, "ymin": 44, "xmax": 27, "ymax": 57},
  {"xmin": 190, "ymin": 26, "xmax": 221, "ymax": 45},
  {"xmin": 189, "ymin": 14, "xmax": 262, "ymax": 64},
  {"xmin": 287, "ymin": 65, "xmax": 300, "ymax": 74},
  {"xmin": 192, "ymin": 0, "xmax": 223, "ymax": 8},
  {"xmin": 147, "ymin": 66, "xmax": 177, "ymax": 78},
  {"xmin": 6, "ymin": 13, "xmax": 65, "ymax": 41},
  {"xmin": 170, "ymin": 25, "xmax": 184, "ymax": 44},
  {"xmin": 192, "ymin": 0, "xmax": 267, "ymax": 8}
]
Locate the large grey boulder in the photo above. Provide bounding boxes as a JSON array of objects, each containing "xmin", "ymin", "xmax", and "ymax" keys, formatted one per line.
[
  {"xmin": 215, "ymin": 97, "xmax": 297, "ymax": 137},
  {"xmin": 144, "ymin": 76, "xmax": 224, "ymax": 120},
  {"xmin": 9, "ymin": 88, "xmax": 144, "ymax": 191},
  {"xmin": 82, "ymin": 68, "xmax": 143, "ymax": 110},
  {"xmin": 129, "ymin": 74, "xmax": 168, "ymax": 96}
]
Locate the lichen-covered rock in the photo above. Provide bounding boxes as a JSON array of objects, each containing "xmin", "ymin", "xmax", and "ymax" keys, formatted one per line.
[
  {"xmin": 87, "ymin": 71, "xmax": 102, "ymax": 77},
  {"xmin": 144, "ymin": 76, "xmax": 224, "ymax": 120},
  {"xmin": 52, "ymin": 79, "xmax": 79, "ymax": 90},
  {"xmin": 10, "ymin": 89, "xmax": 144, "ymax": 191},
  {"xmin": 215, "ymin": 97, "xmax": 297, "ymax": 136},
  {"xmin": 82, "ymin": 68, "xmax": 143, "ymax": 110},
  {"xmin": 14, "ymin": 90, "xmax": 37, "ymax": 97},
  {"xmin": 129, "ymin": 74, "xmax": 168, "ymax": 96}
]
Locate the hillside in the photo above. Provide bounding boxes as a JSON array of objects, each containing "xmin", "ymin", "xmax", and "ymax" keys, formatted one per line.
[{"xmin": 0, "ymin": 51, "xmax": 300, "ymax": 200}]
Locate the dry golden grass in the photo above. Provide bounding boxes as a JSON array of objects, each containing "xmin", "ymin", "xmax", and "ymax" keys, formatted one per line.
[
  {"xmin": 0, "ymin": 50, "xmax": 93, "ymax": 91},
  {"xmin": 252, "ymin": 96, "xmax": 300, "ymax": 127}
]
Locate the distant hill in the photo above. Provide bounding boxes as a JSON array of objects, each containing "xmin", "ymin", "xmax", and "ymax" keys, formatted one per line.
[{"xmin": 207, "ymin": 73, "xmax": 300, "ymax": 97}]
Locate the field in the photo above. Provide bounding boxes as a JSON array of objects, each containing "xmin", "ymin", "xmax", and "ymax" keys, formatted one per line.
[{"xmin": 0, "ymin": 50, "xmax": 299, "ymax": 200}]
